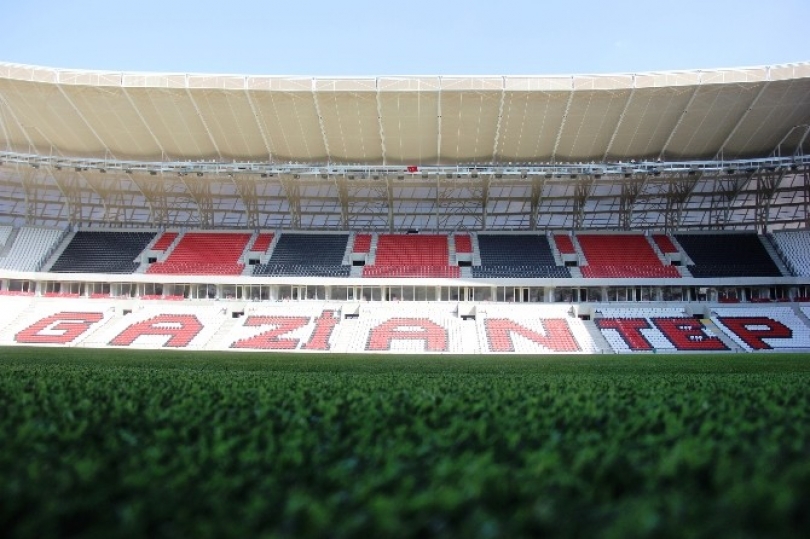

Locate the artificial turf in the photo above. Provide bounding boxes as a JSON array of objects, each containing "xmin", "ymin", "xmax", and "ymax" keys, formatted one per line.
[{"xmin": 1, "ymin": 347, "xmax": 809, "ymax": 538}]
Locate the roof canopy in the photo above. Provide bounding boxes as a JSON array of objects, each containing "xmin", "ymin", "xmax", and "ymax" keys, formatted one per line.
[
  {"xmin": 1, "ymin": 62, "xmax": 809, "ymax": 164},
  {"xmin": 1, "ymin": 62, "xmax": 809, "ymax": 232}
]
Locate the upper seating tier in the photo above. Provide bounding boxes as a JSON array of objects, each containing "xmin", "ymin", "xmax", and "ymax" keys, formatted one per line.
[
  {"xmin": 652, "ymin": 234, "xmax": 679, "ymax": 254},
  {"xmin": 454, "ymin": 234, "xmax": 472, "ymax": 254},
  {"xmin": 675, "ymin": 233, "xmax": 782, "ymax": 277},
  {"xmin": 353, "ymin": 234, "xmax": 372, "ymax": 254},
  {"xmin": 363, "ymin": 235, "xmax": 455, "ymax": 278},
  {"xmin": 554, "ymin": 235, "xmax": 576, "ymax": 255},
  {"xmin": 251, "ymin": 233, "xmax": 275, "ymax": 253},
  {"xmin": 253, "ymin": 233, "xmax": 350, "ymax": 278},
  {"xmin": 0, "ymin": 227, "xmax": 64, "ymax": 272},
  {"xmin": 152, "ymin": 232, "xmax": 178, "ymax": 251},
  {"xmin": 577, "ymin": 234, "xmax": 679, "ymax": 278},
  {"xmin": 50, "ymin": 231, "xmax": 156, "ymax": 274},
  {"xmin": 148, "ymin": 232, "xmax": 251, "ymax": 276},
  {"xmin": 473, "ymin": 234, "xmax": 571, "ymax": 279},
  {"xmin": 771, "ymin": 230, "xmax": 810, "ymax": 276}
]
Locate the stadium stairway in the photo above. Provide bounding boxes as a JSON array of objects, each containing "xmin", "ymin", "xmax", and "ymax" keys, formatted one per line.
[
  {"xmin": 469, "ymin": 233, "xmax": 482, "ymax": 266},
  {"xmin": 40, "ymin": 230, "xmax": 76, "ymax": 271},
  {"xmin": 759, "ymin": 234, "xmax": 792, "ymax": 276},
  {"xmin": 548, "ymin": 235, "xmax": 565, "ymax": 267},
  {"xmin": 0, "ymin": 227, "xmax": 19, "ymax": 258},
  {"xmin": 699, "ymin": 318, "xmax": 744, "ymax": 352},
  {"xmin": 240, "ymin": 232, "xmax": 261, "ymax": 276},
  {"xmin": 367, "ymin": 234, "xmax": 379, "ymax": 265},
  {"xmin": 646, "ymin": 235, "xmax": 671, "ymax": 267},
  {"xmin": 342, "ymin": 232, "xmax": 356, "ymax": 265},
  {"xmin": 156, "ymin": 231, "xmax": 184, "ymax": 261},
  {"xmin": 582, "ymin": 319, "xmax": 612, "ymax": 353},
  {"xmin": 793, "ymin": 304, "xmax": 810, "ymax": 329},
  {"xmin": 571, "ymin": 234, "xmax": 587, "ymax": 265},
  {"xmin": 447, "ymin": 234, "xmax": 456, "ymax": 266},
  {"xmin": 204, "ymin": 314, "xmax": 242, "ymax": 349}
]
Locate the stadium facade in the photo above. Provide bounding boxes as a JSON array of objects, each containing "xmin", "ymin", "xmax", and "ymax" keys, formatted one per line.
[{"xmin": 1, "ymin": 61, "xmax": 810, "ymax": 353}]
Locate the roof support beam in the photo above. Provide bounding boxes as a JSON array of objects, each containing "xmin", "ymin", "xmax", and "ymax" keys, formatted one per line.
[
  {"xmin": 244, "ymin": 89, "xmax": 273, "ymax": 162},
  {"xmin": 186, "ymin": 86, "xmax": 223, "ymax": 161},
  {"xmin": 602, "ymin": 82, "xmax": 636, "ymax": 161},
  {"xmin": 794, "ymin": 125, "xmax": 810, "ymax": 157},
  {"xmin": 376, "ymin": 80, "xmax": 387, "ymax": 166},
  {"xmin": 714, "ymin": 77, "xmax": 771, "ymax": 161},
  {"xmin": 121, "ymin": 87, "xmax": 168, "ymax": 160},
  {"xmin": 311, "ymin": 81, "xmax": 331, "ymax": 162},
  {"xmin": 551, "ymin": 82, "xmax": 575, "ymax": 163},
  {"xmin": 659, "ymin": 80, "xmax": 702, "ymax": 160},
  {"xmin": 55, "ymin": 83, "xmax": 115, "ymax": 159},
  {"xmin": 436, "ymin": 82, "xmax": 442, "ymax": 165},
  {"xmin": 491, "ymin": 79, "xmax": 507, "ymax": 162},
  {"xmin": 0, "ymin": 94, "xmax": 40, "ymax": 153}
]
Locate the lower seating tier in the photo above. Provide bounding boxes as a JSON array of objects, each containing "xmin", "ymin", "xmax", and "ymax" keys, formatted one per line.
[
  {"xmin": 687, "ymin": 264, "xmax": 783, "ymax": 278},
  {"xmin": 581, "ymin": 265, "xmax": 680, "ymax": 278},
  {"xmin": 50, "ymin": 231, "xmax": 155, "ymax": 274},
  {"xmin": 253, "ymin": 264, "xmax": 351, "ymax": 277},
  {"xmin": 147, "ymin": 262, "xmax": 244, "ymax": 275},
  {"xmin": 472, "ymin": 265, "xmax": 571, "ymax": 278},
  {"xmin": 362, "ymin": 265, "xmax": 461, "ymax": 278}
]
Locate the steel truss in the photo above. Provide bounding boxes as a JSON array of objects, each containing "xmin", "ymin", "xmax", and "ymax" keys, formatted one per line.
[{"xmin": 0, "ymin": 153, "xmax": 808, "ymax": 232}]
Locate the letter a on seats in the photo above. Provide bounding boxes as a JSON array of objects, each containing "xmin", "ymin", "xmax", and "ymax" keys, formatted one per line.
[
  {"xmin": 367, "ymin": 318, "xmax": 448, "ymax": 351},
  {"xmin": 484, "ymin": 318, "xmax": 580, "ymax": 352},
  {"xmin": 110, "ymin": 314, "xmax": 203, "ymax": 348}
]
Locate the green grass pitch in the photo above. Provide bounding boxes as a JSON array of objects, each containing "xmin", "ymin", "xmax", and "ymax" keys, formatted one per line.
[{"xmin": 1, "ymin": 346, "xmax": 809, "ymax": 538}]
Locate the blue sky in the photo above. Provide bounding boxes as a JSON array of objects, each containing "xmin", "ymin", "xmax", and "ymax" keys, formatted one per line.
[{"xmin": 1, "ymin": 0, "xmax": 807, "ymax": 76}]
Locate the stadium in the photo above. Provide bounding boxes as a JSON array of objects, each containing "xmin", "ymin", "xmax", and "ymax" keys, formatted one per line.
[
  {"xmin": 3, "ymin": 54, "xmax": 810, "ymax": 537},
  {"xmin": 0, "ymin": 61, "xmax": 810, "ymax": 353}
]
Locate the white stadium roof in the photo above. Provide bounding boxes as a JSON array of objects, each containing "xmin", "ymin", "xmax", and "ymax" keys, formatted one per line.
[{"xmin": 0, "ymin": 61, "xmax": 809, "ymax": 231}]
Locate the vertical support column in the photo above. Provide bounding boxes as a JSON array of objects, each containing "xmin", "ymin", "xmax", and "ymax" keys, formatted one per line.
[
  {"xmin": 232, "ymin": 174, "xmax": 260, "ymax": 229},
  {"xmin": 572, "ymin": 175, "xmax": 594, "ymax": 230},
  {"xmin": 386, "ymin": 176, "xmax": 394, "ymax": 233},
  {"xmin": 129, "ymin": 173, "xmax": 169, "ymax": 227},
  {"xmin": 181, "ymin": 175, "xmax": 214, "ymax": 228},
  {"xmin": 334, "ymin": 175, "xmax": 350, "ymax": 230},
  {"xmin": 529, "ymin": 176, "xmax": 546, "ymax": 231},
  {"xmin": 280, "ymin": 174, "xmax": 302, "ymax": 230}
]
